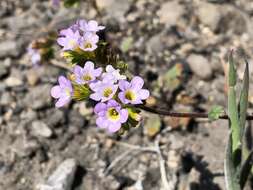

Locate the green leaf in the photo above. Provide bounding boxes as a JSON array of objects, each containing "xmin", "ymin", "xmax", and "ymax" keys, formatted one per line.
[
  {"xmin": 224, "ymin": 134, "xmax": 241, "ymax": 190},
  {"xmin": 208, "ymin": 105, "xmax": 224, "ymax": 121},
  {"xmin": 228, "ymin": 51, "xmax": 237, "ymax": 87},
  {"xmin": 64, "ymin": 0, "xmax": 80, "ymax": 7},
  {"xmin": 239, "ymin": 60, "xmax": 249, "ymax": 139},
  {"xmin": 228, "ymin": 86, "xmax": 241, "ymax": 153},
  {"xmin": 161, "ymin": 64, "xmax": 183, "ymax": 92},
  {"xmin": 120, "ymin": 37, "xmax": 134, "ymax": 53},
  {"xmin": 239, "ymin": 150, "xmax": 253, "ymax": 189}
]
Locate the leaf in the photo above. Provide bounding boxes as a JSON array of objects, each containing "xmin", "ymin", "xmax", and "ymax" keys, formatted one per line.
[
  {"xmin": 161, "ymin": 64, "xmax": 183, "ymax": 92},
  {"xmin": 239, "ymin": 60, "xmax": 249, "ymax": 139},
  {"xmin": 239, "ymin": 150, "xmax": 253, "ymax": 189},
  {"xmin": 64, "ymin": 0, "xmax": 79, "ymax": 7},
  {"xmin": 228, "ymin": 51, "xmax": 236, "ymax": 87},
  {"xmin": 224, "ymin": 134, "xmax": 241, "ymax": 190},
  {"xmin": 228, "ymin": 86, "xmax": 241, "ymax": 153},
  {"xmin": 145, "ymin": 114, "xmax": 161, "ymax": 137},
  {"xmin": 208, "ymin": 105, "xmax": 225, "ymax": 121},
  {"xmin": 120, "ymin": 37, "xmax": 134, "ymax": 53}
]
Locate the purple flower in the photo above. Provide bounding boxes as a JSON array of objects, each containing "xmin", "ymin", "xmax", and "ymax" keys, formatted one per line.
[
  {"xmin": 90, "ymin": 81, "xmax": 118, "ymax": 102},
  {"xmin": 78, "ymin": 32, "xmax": 99, "ymax": 51},
  {"xmin": 102, "ymin": 65, "xmax": 126, "ymax": 83},
  {"xmin": 51, "ymin": 76, "xmax": 73, "ymax": 107},
  {"xmin": 73, "ymin": 61, "xmax": 102, "ymax": 85},
  {"xmin": 57, "ymin": 29, "xmax": 80, "ymax": 51},
  {"xmin": 27, "ymin": 45, "xmax": 41, "ymax": 66},
  {"xmin": 52, "ymin": 0, "xmax": 60, "ymax": 7},
  {"xmin": 79, "ymin": 20, "xmax": 105, "ymax": 33},
  {"xmin": 118, "ymin": 76, "xmax": 150, "ymax": 104},
  {"xmin": 94, "ymin": 100, "xmax": 128, "ymax": 133}
]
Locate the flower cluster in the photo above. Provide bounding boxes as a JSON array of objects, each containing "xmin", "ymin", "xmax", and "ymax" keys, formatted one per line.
[
  {"xmin": 51, "ymin": 61, "xmax": 149, "ymax": 133},
  {"xmin": 51, "ymin": 19, "xmax": 149, "ymax": 134},
  {"xmin": 57, "ymin": 19, "xmax": 105, "ymax": 52}
]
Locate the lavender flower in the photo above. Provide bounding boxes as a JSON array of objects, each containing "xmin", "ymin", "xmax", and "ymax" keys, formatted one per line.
[
  {"xmin": 57, "ymin": 29, "xmax": 80, "ymax": 51},
  {"xmin": 27, "ymin": 45, "xmax": 41, "ymax": 66},
  {"xmin": 73, "ymin": 61, "xmax": 102, "ymax": 85},
  {"xmin": 90, "ymin": 81, "xmax": 118, "ymax": 102},
  {"xmin": 118, "ymin": 76, "xmax": 150, "ymax": 104},
  {"xmin": 94, "ymin": 100, "xmax": 128, "ymax": 133},
  {"xmin": 78, "ymin": 32, "xmax": 99, "ymax": 51},
  {"xmin": 79, "ymin": 20, "xmax": 105, "ymax": 33},
  {"xmin": 51, "ymin": 76, "xmax": 73, "ymax": 107},
  {"xmin": 59, "ymin": 23, "xmax": 79, "ymax": 36},
  {"xmin": 102, "ymin": 65, "xmax": 126, "ymax": 83},
  {"xmin": 52, "ymin": 0, "xmax": 60, "ymax": 7}
]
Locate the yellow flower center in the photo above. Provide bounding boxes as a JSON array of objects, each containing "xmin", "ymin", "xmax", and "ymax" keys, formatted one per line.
[
  {"xmin": 83, "ymin": 74, "xmax": 92, "ymax": 81},
  {"xmin": 65, "ymin": 88, "xmax": 71, "ymax": 97},
  {"xmin": 103, "ymin": 88, "xmax": 113, "ymax": 97},
  {"xmin": 68, "ymin": 39, "xmax": 77, "ymax": 47},
  {"xmin": 125, "ymin": 90, "xmax": 136, "ymax": 101},
  {"xmin": 107, "ymin": 108, "xmax": 120, "ymax": 121},
  {"xmin": 84, "ymin": 42, "xmax": 92, "ymax": 49}
]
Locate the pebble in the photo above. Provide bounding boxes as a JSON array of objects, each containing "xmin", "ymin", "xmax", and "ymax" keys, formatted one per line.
[
  {"xmin": 5, "ymin": 76, "xmax": 23, "ymax": 87},
  {"xmin": 157, "ymin": 1, "xmax": 184, "ymax": 26},
  {"xmin": 31, "ymin": 121, "xmax": 53, "ymax": 138},
  {"xmin": 0, "ymin": 40, "xmax": 21, "ymax": 58},
  {"xmin": 187, "ymin": 54, "xmax": 212, "ymax": 80},
  {"xmin": 26, "ymin": 68, "xmax": 40, "ymax": 86},
  {"xmin": 38, "ymin": 158, "xmax": 78, "ymax": 190},
  {"xmin": 23, "ymin": 84, "xmax": 52, "ymax": 109},
  {"xmin": 0, "ymin": 63, "xmax": 8, "ymax": 79},
  {"xmin": 197, "ymin": 2, "xmax": 222, "ymax": 31}
]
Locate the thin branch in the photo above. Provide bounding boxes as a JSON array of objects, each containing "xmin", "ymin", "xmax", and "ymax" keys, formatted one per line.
[{"xmin": 137, "ymin": 105, "xmax": 253, "ymax": 120}]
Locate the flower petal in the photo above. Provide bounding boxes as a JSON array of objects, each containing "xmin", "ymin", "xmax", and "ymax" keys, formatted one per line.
[
  {"xmin": 51, "ymin": 86, "xmax": 61, "ymax": 98},
  {"xmin": 90, "ymin": 92, "xmax": 101, "ymax": 101},
  {"xmin": 130, "ymin": 76, "xmax": 144, "ymax": 90},
  {"xmin": 108, "ymin": 122, "xmax": 121, "ymax": 133},
  {"xmin": 138, "ymin": 89, "xmax": 150, "ymax": 100},
  {"xmin": 118, "ymin": 92, "xmax": 129, "ymax": 104},
  {"xmin": 107, "ymin": 100, "xmax": 119, "ymax": 108},
  {"xmin": 119, "ymin": 109, "xmax": 128, "ymax": 123},
  {"xmin": 94, "ymin": 102, "xmax": 107, "ymax": 114},
  {"xmin": 55, "ymin": 96, "xmax": 71, "ymax": 107},
  {"xmin": 84, "ymin": 61, "xmax": 94, "ymax": 71},
  {"xmin": 118, "ymin": 80, "xmax": 130, "ymax": 91},
  {"xmin": 96, "ymin": 117, "xmax": 108, "ymax": 129}
]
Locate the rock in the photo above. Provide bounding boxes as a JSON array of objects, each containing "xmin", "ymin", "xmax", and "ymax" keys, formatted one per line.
[
  {"xmin": 0, "ymin": 63, "xmax": 8, "ymax": 79},
  {"xmin": 187, "ymin": 54, "xmax": 212, "ymax": 80},
  {"xmin": 31, "ymin": 121, "xmax": 53, "ymax": 138},
  {"xmin": 68, "ymin": 110, "xmax": 85, "ymax": 128},
  {"xmin": 99, "ymin": 0, "xmax": 130, "ymax": 23},
  {"xmin": 197, "ymin": 2, "xmax": 222, "ymax": 31},
  {"xmin": 23, "ymin": 84, "xmax": 52, "ymax": 109},
  {"xmin": 0, "ymin": 40, "xmax": 21, "ymax": 58},
  {"xmin": 38, "ymin": 158, "xmax": 78, "ymax": 190},
  {"xmin": 46, "ymin": 109, "xmax": 65, "ymax": 127},
  {"xmin": 26, "ymin": 68, "xmax": 40, "ymax": 86},
  {"xmin": 5, "ymin": 76, "xmax": 23, "ymax": 87},
  {"xmin": 0, "ymin": 92, "xmax": 13, "ymax": 106},
  {"xmin": 157, "ymin": 1, "xmax": 184, "ymax": 26}
]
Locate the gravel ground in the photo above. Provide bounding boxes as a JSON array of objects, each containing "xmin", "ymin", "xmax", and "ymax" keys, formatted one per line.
[{"xmin": 1, "ymin": 0, "xmax": 253, "ymax": 189}]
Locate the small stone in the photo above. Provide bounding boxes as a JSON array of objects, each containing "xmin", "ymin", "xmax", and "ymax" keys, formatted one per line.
[
  {"xmin": 46, "ymin": 109, "xmax": 64, "ymax": 127},
  {"xmin": 5, "ymin": 77, "xmax": 23, "ymax": 87},
  {"xmin": 0, "ymin": 92, "xmax": 13, "ymax": 106},
  {"xmin": 157, "ymin": 1, "xmax": 184, "ymax": 26},
  {"xmin": 31, "ymin": 121, "xmax": 53, "ymax": 138},
  {"xmin": 23, "ymin": 84, "xmax": 52, "ymax": 109},
  {"xmin": 26, "ymin": 69, "xmax": 40, "ymax": 86},
  {"xmin": 187, "ymin": 54, "xmax": 212, "ymax": 80},
  {"xmin": 0, "ymin": 63, "xmax": 8, "ymax": 79},
  {"xmin": 0, "ymin": 40, "xmax": 21, "ymax": 58},
  {"xmin": 38, "ymin": 158, "xmax": 78, "ymax": 190},
  {"xmin": 197, "ymin": 2, "xmax": 222, "ymax": 31}
]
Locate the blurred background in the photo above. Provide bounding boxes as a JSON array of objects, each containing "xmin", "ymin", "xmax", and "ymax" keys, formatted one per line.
[{"xmin": 1, "ymin": 0, "xmax": 253, "ymax": 189}]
